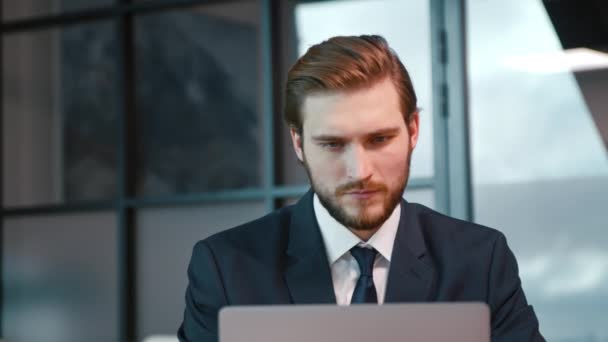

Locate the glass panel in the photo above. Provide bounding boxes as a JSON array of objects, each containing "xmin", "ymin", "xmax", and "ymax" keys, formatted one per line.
[
  {"xmin": 403, "ymin": 187, "xmax": 435, "ymax": 210},
  {"xmin": 2, "ymin": 212, "xmax": 118, "ymax": 342},
  {"xmin": 2, "ymin": 22, "xmax": 118, "ymax": 207},
  {"xmin": 134, "ymin": 2, "xmax": 263, "ymax": 196},
  {"xmin": 2, "ymin": 0, "xmax": 112, "ymax": 21},
  {"xmin": 136, "ymin": 201, "xmax": 267, "ymax": 341},
  {"xmin": 467, "ymin": 1, "xmax": 608, "ymax": 341},
  {"xmin": 277, "ymin": 0, "xmax": 434, "ymax": 185}
]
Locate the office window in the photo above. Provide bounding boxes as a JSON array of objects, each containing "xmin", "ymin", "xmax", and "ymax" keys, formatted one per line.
[
  {"xmin": 2, "ymin": 212, "xmax": 118, "ymax": 342},
  {"xmin": 136, "ymin": 202, "xmax": 266, "ymax": 341},
  {"xmin": 1, "ymin": 1, "xmax": 458, "ymax": 341},
  {"xmin": 2, "ymin": 22, "xmax": 118, "ymax": 207},
  {"xmin": 2, "ymin": 0, "xmax": 112, "ymax": 21},
  {"xmin": 134, "ymin": 2, "xmax": 263, "ymax": 196},
  {"xmin": 467, "ymin": 0, "xmax": 608, "ymax": 340},
  {"xmin": 403, "ymin": 188, "xmax": 435, "ymax": 210}
]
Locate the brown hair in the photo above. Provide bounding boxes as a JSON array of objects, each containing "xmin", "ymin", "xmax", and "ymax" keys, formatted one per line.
[{"xmin": 284, "ymin": 35, "xmax": 418, "ymax": 134}]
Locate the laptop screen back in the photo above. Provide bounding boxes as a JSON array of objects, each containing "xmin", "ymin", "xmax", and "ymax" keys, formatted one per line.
[{"xmin": 220, "ymin": 303, "xmax": 490, "ymax": 342}]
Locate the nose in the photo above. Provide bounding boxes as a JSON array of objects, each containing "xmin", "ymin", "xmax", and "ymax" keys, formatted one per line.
[{"xmin": 345, "ymin": 144, "xmax": 373, "ymax": 181}]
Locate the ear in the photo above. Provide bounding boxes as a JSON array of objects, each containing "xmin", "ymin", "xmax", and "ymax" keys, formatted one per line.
[
  {"xmin": 289, "ymin": 127, "xmax": 304, "ymax": 162},
  {"xmin": 407, "ymin": 111, "xmax": 420, "ymax": 149}
]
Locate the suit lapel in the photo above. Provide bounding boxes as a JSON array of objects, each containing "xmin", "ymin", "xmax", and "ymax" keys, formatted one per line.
[
  {"xmin": 385, "ymin": 200, "xmax": 435, "ymax": 303},
  {"xmin": 284, "ymin": 190, "xmax": 336, "ymax": 304}
]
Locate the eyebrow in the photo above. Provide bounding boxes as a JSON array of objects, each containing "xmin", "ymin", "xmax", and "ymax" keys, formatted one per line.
[
  {"xmin": 311, "ymin": 127, "xmax": 401, "ymax": 141},
  {"xmin": 366, "ymin": 127, "xmax": 401, "ymax": 136}
]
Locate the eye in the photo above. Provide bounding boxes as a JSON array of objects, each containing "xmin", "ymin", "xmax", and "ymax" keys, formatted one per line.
[
  {"xmin": 319, "ymin": 141, "xmax": 344, "ymax": 150},
  {"xmin": 371, "ymin": 135, "xmax": 391, "ymax": 144}
]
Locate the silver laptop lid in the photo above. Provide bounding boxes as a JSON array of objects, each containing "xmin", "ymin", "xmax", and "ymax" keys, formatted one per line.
[{"xmin": 220, "ymin": 303, "xmax": 490, "ymax": 342}]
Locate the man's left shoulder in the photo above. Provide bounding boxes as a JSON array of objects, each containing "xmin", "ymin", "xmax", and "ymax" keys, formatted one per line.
[{"xmin": 404, "ymin": 202, "xmax": 506, "ymax": 254}]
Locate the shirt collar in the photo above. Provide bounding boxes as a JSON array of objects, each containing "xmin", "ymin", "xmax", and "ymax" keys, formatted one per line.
[{"xmin": 313, "ymin": 193, "xmax": 401, "ymax": 264}]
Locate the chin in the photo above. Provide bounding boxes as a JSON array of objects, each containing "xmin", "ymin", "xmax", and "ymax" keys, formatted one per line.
[{"xmin": 349, "ymin": 206, "xmax": 385, "ymax": 222}]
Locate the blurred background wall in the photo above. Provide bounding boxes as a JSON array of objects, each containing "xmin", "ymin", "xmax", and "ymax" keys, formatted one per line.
[{"xmin": 1, "ymin": 0, "xmax": 606, "ymax": 341}]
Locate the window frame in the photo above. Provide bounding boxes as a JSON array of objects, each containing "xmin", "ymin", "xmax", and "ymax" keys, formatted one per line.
[{"xmin": 0, "ymin": 0, "xmax": 471, "ymax": 340}]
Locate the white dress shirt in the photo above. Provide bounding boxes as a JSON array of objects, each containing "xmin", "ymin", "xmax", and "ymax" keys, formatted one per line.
[{"xmin": 313, "ymin": 194, "xmax": 401, "ymax": 305}]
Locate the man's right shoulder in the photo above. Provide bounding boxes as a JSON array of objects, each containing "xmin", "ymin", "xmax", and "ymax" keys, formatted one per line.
[{"xmin": 193, "ymin": 204, "xmax": 295, "ymax": 257}]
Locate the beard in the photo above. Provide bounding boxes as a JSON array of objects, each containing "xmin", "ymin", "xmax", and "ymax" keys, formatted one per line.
[{"xmin": 302, "ymin": 150, "xmax": 411, "ymax": 232}]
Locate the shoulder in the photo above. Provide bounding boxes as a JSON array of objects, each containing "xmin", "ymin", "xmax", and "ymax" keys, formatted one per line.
[
  {"xmin": 404, "ymin": 202, "xmax": 506, "ymax": 257},
  {"xmin": 192, "ymin": 204, "xmax": 295, "ymax": 258}
]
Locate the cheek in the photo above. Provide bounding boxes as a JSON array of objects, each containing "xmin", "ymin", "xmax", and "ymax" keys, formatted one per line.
[
  {"xmin": 304, "ymin": 148, "xmax": 346, "ymax": 182},
  {"xmin": 311, "ymin": 156, "xmax": 345, "ymax": 181},
  {"xmin": 375, "ymin": 146, "xmax": 410, "ymax": 180}
]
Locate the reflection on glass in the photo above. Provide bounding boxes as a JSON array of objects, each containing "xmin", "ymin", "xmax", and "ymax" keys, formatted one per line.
[
  {"xmin": 136, "ymin": 202, "xmax": 267, "ymax": 340},
  {"xmin": 2, "ymin": 0, "xmax": 112, "ymax": 21},
  {"xmin": 2, "ymin": 22, "xmax": 118, "ymax": 207},
  {"xmin": 135, "ymin": 3, "xmax": 262, "ymax": 196},
  {"xmin": 467, "ymin": 0, "xmax": 608, "ymax": 341},
  {"xmin": 2, "ymin": 212, "xmax": 118, "ymax": 342},
  {"xmin": 278, "ymin": 0, "xmax": 434, "ymax": 185}
]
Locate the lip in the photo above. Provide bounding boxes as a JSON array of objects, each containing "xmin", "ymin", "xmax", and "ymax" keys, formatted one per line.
[{"xmin": 344, "ymin": 190, "xmax": 379, "ymax": 199}]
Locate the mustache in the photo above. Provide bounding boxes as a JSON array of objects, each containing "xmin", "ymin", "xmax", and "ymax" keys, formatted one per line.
[{"xmin": 335, "ymin": 180, "xmax": 387, "ymax": 195}]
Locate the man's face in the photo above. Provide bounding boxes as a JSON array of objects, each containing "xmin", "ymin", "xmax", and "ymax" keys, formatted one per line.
[{"xmin": 290, "ymin": 77, "xmax": 419, "ymax": 235}]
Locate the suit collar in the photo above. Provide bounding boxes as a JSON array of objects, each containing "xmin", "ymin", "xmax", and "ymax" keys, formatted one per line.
[
  {"xmin": 283, "ymin": 192, "xmax": 435, "ymax": 304},
  {"xmin": 384, "ymin": 199, "xmax": 436, "ymax": 303},
  {"xmin": 284, "ymin": 190, "xmax": 336, "ymax": 304}
]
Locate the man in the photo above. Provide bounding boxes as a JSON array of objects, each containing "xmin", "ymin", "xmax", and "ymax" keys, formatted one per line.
[{"xmin": 178, "ymin": 35, "xmax": 545, "ymax": 342}]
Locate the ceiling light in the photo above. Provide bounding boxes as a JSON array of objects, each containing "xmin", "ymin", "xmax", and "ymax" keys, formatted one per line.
[{"xmin": 502, "ymin": 48, "xmax": 608, "ymax": 73}]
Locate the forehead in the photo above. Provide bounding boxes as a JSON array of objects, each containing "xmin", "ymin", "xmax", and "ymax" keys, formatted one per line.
[{"xmin": 301, "ymin": 77, "xmax": 404, "ymax": 136}]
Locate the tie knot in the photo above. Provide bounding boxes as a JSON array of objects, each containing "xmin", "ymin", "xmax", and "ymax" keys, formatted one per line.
[{"xmin": 350, "ymin": 246, "xmax": 377, "ymax": 277}]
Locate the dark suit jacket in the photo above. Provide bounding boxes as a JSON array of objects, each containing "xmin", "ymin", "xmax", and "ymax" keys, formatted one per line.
[{"xmin": 178, "ymin": 191, "xmax": 545, "ymax": 342}]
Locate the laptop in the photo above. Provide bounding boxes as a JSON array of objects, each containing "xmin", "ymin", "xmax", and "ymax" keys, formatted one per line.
[{"xmin": 219, "ymin": 303, "xmax": 490, "ymax": 342}]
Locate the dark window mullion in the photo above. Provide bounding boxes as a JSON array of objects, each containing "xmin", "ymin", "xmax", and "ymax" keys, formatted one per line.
[
  {"xmin": 0, "ymin": 0, "xmax": 232, "ymax": 34},
  {"xmin": 430, "ymin": 0, "xmax": 451, "ymax": 216},
  {"xmin": 0, "ymin": 2, "xmax": 4, "ymax": 334},
  {"xmin": 268, "ymin": 0, "xmax": 292, "ymax": 210},
  {"xmin": 0, "ymin": 189, "xmax": 274, "ymax": 216},
  {"xmin": 116, "ymin": 0, "xmax": 137, "ymax": 340},
  {"xmin": 261, "ymin": 0, "xmax": 278, "ymax": 211}
]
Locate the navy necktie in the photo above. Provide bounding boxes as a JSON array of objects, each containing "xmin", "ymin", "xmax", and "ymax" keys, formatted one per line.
[{"xmin": 350, "ymin": 246, "xmax": 378, "ymax": 304}]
